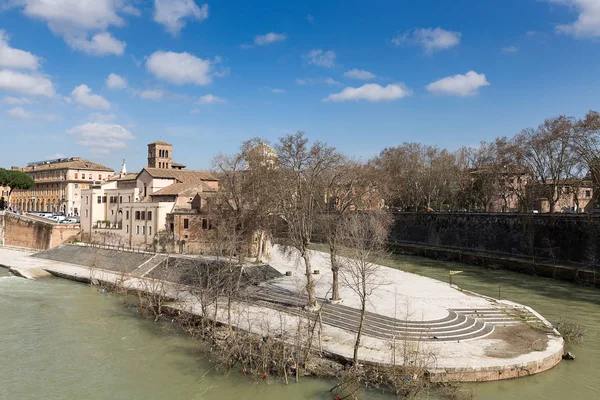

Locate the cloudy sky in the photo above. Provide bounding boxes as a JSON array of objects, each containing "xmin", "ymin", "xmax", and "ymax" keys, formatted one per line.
[{"xmin": 0, "ymin": 0, "xmax": 599, "ymax": 172}]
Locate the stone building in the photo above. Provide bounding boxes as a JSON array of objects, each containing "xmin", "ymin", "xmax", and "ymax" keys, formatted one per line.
[
  {"xmin": 80, "ymin": 142, "xmax": 220, "ymax": 252},
  {"xmin": 9, "ymin": 157, "xmax": 113, "ymax": 216}
]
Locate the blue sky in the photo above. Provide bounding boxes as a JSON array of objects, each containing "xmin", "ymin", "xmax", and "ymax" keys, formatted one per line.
[{"xmin": 0, "ymin": 0, "xmax": 599, "ymax": 172}]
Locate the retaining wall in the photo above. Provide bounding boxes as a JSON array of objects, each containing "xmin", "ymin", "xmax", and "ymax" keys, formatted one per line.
[
  {"xmin": 392, "ymin": 212, "xmax": 600, "ymax": 265},
  {"xmin": 0, "ymin": 212, "xmax": 80, "ymax": 250}
]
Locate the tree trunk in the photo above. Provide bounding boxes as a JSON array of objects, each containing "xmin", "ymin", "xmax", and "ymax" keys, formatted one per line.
[
  {"xmin": 301, "ymin": 248, "xmax": 316, "ymax": 308},
  {"xmin": 329, "ymin": 242, "xmax": 340, "ymax": 301},
  {"xmin": 353, "ymin": 297, "xmax": 367, "ymax": 365}
]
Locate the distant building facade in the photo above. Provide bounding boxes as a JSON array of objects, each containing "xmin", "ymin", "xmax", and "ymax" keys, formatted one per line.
[
  {"xmin": 9, "ymin": 157, "xmax": 113, "ymax": 216},
  {"xmin": 80, "ymin": 142, "xmax": 220, "ymax": 252}
]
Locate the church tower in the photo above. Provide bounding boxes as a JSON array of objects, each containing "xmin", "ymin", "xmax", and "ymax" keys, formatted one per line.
[{"xmin": 147, "ymin": 141, "xmax": 173, "ymax": 169}]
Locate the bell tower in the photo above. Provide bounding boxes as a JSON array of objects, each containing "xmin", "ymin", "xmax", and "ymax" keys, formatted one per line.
[{"xmin": 147, "ymin": 141, "xmax": 173, "ymax": 169}]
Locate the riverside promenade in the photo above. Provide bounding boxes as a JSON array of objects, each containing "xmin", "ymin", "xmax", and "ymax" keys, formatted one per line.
[{"xmin": 0, "ymin": 244, "xmax": 564, "ymax": 382}]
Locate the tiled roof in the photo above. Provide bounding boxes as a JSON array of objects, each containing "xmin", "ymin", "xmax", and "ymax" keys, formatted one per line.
[
  {"xmin": 108, "ymin": 173, "xmax": 137, "ymax": 181},
  {"xmin": 22, "ymin": 159, "xmax": 113, "ymax": 172},
  {"xmin": 172, "ymin": 162, "xmax": 187, "ymax": 168},
  {"xmin": 148, "ymin": 141, "xmax": 171, "ymax": 145},
  {"xmin": 152, "ymin": 181, "xmax": 217, "ymax": 196},
  {"xmin": 140, "ymin": 168, "xmax": 218, "ymax": 182}
]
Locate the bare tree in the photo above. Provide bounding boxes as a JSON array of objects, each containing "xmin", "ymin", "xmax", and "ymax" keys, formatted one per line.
[
  {"xmin": 320, "ymin": 160, "xmax": 381, "ymax": 301},
  {"xmin": 573, "ymin": 110, "xmax": 600, "ymax": 208},
  {"xmin": 513, "ymin": 116, "xmax": 579, "ymax": 213},
  {"xmin": 337, "ymin": 210, "xmax": 393, "ymax": 365},
  {"xmin": 212, "ymin": 138, "xmax": 278, "ymax": 262},
  {"xmin": 276, "ymin": 132, "xmax": 343, "ymax": 308}
]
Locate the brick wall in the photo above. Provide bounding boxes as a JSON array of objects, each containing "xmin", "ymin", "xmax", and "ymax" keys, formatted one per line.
[{"xmin": 1, "ymin": 212, "xmax": 80, "ymax": 250}]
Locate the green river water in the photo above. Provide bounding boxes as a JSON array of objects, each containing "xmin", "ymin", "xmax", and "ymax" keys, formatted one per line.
[{"xmin": 1, "ymin": 253, "xmax": 598, "ymax": 400}]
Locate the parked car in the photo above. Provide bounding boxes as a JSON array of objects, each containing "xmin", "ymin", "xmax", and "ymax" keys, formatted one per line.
[{"xmin": 60, "ymin": 218, "xmax": 79, "ymax": 224}]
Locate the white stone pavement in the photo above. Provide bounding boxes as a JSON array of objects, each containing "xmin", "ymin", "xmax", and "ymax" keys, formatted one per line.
[{"xmin": 0, "ymin": 245, "xmax": 564, "ymax": 381}]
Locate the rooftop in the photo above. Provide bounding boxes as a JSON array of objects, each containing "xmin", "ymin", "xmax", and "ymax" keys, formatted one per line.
[
  {"xmin": 152, "ymin": 181, "xmax": 217, "ymax": 196},
  {"xmin": 21, "ymin": 158, "xmax": 113, "ymax": 173},
  {"xmin": 148, "ymin": 141, "xmax": 172, "ymax": 146},
  {"xmin": 140, "ymin": 168, "xmax": 218, "ymax": 182}
]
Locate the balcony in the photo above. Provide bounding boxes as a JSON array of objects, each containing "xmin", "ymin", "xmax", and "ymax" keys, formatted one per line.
[{"xmin": 93, "ymin": 221, "xmax": 123, "ymax": 230}]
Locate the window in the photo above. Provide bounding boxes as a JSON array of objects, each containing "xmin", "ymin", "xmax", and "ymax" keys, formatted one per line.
[
  {"xmin": 202, "ymin": 218, "xmax": 208, "ymax": 230},
  {"xmin": 142, "ymin": 226, "xmax": 146, "ymax": 234},
  {"xmin": 126, "ymin": 225, "xmax": 129, "ymax": 233},
  {"xmin": 99, "ymin": 174, "xmax": 102, "ymax": 180},
  {"xmin": 75, "ymin": 173, "xmax": 78, "ymax": 179},
  {"xmin": 111, "ymin": 210, "xmax": 114, "ymax": 216},
  {"xmin": 128, "ymin": 196, "xmax": 131, "ymax": 202},
  {"xmin": 135, "ymin": 211, "xmax": 140, "ymax": 220},
  {"xmin": 183, "ymin": 218, "xmax": 189, "ymax": 229},
  {"xmin": 586, "ymin": 190, "xmax": 591, "ymax": 199},
  {"xmin": 119, "ymin": 196, "xmax": 122, "ymax": 203},
  {"xmin": 102, "ymin": 196, "xmax": 107, "ymax": 203},
  {"xmin": 136, "ymin": 226, "xmax": 140, "ymax": 234},
  {"xmin": 97, "ymin": 196, "xmax": 101, "ymax": 204},
  {"xmin": 147, "ymin": 211, "xmax": 152, "ymax": 221},
  {"xmin": 85, "ymin": 209, "xmax": 88, "ymax": 217},
  {"xmin": 141, "ymin": 211, "xmax": 145, "ymax": 220},
  {"xmin": 85, "ymin": 196, "xmax": 89, "ymax": 205},
  {"xmin": 82, "ymin": 173, "xmax": 85, "ymax": 179},
  {"xmin": 126, "ymin": 211, "xmax": 129, "ymax": 219},
  {"xmin": 74, "ymin": 184, "xmax": 79, "ymax": 189},
  {"xmin": 89, "ymin": 175, "xmax": 92, "ymax": 180}
]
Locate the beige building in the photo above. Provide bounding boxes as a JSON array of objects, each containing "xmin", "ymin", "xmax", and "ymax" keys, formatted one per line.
[
  {"xmin": 10, "ymin": 157, "xmax": 113, "ymax": 216},
  {"xmin": 80, "ymin": 142, "xmax": 219, "ymax": 251}
]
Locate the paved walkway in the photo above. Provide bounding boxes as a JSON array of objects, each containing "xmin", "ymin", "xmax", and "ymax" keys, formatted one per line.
[{"xmin": 0, "ymin": 245, "xmax": 564, "ymax": 382}]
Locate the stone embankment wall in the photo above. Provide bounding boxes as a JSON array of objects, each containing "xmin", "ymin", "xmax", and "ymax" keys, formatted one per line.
[
  {"xmin": 392, "ymin": 213, "xmax": 600, "ymax": 266},
  {"xmin": 0, "ymin": 212, "xmax": 80, "ymax": 250}
]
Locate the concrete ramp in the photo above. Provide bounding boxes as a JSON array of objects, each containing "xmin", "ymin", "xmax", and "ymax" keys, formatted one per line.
[{"xmin": 33, "ymin": 245, "xmax": 153, "ymax": 274}]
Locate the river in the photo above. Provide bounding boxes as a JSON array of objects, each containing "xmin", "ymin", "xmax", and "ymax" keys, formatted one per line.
[{"xmin": 0, "ymin": 254, "xmax": 598, "ymax": 400}]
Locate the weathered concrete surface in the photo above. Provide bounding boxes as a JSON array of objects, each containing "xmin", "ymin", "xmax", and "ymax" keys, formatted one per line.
[
  {"xmin": 0, "ymin": 245, "xmax": 564, "ymax": 382},
  {"xmin": 33, "ymin": 244, "xmax": 153, "ymax": 274},
  {"xmin": 7, "ymin": 266, "xmax": 52, "ymax": 280}
]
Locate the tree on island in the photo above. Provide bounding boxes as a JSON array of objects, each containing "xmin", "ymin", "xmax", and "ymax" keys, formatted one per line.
[
  {"xmin": 276, "ymin": 132, "xmax": 343, "ymax": 309},
  {"xmin": 0, "ymin": 168, "xmax": 35, "ymax": 209}
]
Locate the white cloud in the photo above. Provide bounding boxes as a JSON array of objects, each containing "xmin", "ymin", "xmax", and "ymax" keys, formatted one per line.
[
  {"xmin": 67, "ymin": 122, "xmax": 134, "ymax": 153},
  {"xmin": 139, "ymin": 89, "xmax": 166, "ymax": 101},
  {"xmin": 66, "ymin": 32, "xmax": 126, "ymax": 56},
  {"xmin": 323, "ymin": 83, "xmax": 412, "ymax": 102},
  {"xmin": 121, "ymin": 5, "xmax": 141, "ymax": 16},
  {"xmin": 88, "ymin": 112, "xmax": 116, "ymax": 122},
  {"xmin": 254, "ymin": 32, "xmax": 286, "ymax": 46},
  {"xmin": 343, "ymin": 68, "xmax": 376, "ymax": 80},
  {"xmin": 2, "ymin": 96, "xmax": 35, "ymax": 105},
  {"xmin": 548, "ymin": 0, "xmax": 600, "ymax": 38},
  {"xmin": 13, "ymin": 0, "xmax": 132, "ymax": 55},
  {"xmin": 196, "ymin": 94, "xmax": 225, "ymax": 104},
  {"xmin": 271, "ymin": 88, "xmax": 285, "ymax": 94},
  {"xmin": 0, "ymin": 30, "xmax": 41, "ymax": 70},
  {"xmin": 502, "ymin": 46, "xmax": 518, "ymax": 53},
  {"xmin": 154, "ymin": 0, "xmax": 208, "ymax": 36},
  {"xmin": 71, "ymin": 84, "xmax": 111, "ymax": 109},
  {"xmin": 0, "ymin": 69, "xmax": 55, "ymax": 97},
  {"xmin": 106, "ymin": 73, "xmax": 127, "ymax": 89},
  {"xmin": 146, "ymin": 51, "xmax": 213, "ymax": 85},
  {"xmin": 426, "ymin": 71, "xmax": 490, "ymax": 97},
  {"xmin": 6, "ymin": 107, "xmax": 57, "ymax": 121},
  {"xmin": 305, "ymin": 49, "xmax": 336, "ymax": 68},
  {"xmin": 296, "ymin": 77, "xmax": 341, "ymax": 86},
  {"xmin": 392, "ymin": 27, "xmax": 461, "ymax": 54}
]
